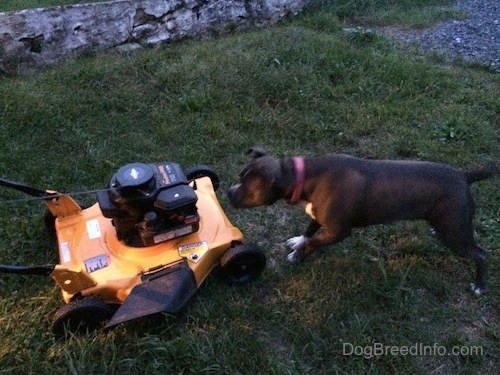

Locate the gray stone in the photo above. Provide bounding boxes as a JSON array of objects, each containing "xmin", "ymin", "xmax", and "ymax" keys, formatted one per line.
[{"xmin": 0, "ymin": 0, "xmax": 312, "ymax": 75}]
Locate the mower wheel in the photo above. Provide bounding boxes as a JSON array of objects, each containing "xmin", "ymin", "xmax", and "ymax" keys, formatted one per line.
[
  {"xmin": 185, "ymin": 165, "xmax": 220, "ymax": 191},
  {"xmin": 219, "ymin": 243, "xmax": 266, "ymax": 285},
  {"xmin": 52, "ymin": 296, "xmax": 116, "ymax": 335}
]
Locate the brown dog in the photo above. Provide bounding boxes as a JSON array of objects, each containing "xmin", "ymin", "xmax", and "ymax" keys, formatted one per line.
[{"xmin": 227, "ymin": 147, "xmax": 497, "ymax": 295}]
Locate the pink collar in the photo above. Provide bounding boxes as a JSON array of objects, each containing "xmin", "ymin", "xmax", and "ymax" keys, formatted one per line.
[{"xmin": 289, "ymin": 157, "xmax": 305, "ymax": 205}]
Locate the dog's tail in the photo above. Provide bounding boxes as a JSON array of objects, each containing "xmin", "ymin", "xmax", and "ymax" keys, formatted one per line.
[{"xmin": 464, "ymin": 162, "xmax": 499, "ymax": 184}]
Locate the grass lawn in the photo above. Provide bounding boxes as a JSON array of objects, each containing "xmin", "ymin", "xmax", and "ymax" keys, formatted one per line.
[
  {"xmin": 0, "ymin": 0, "xmax": 499, "ymax": 374},
  {"xmin": 0, "ymin": 0, "xmax": 109, "ymax": 13}
]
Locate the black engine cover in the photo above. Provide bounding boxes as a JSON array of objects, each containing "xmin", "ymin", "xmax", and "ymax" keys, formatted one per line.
[{"xmin": 97, "ymin": 162, "xmax": 199, "ymax": 247}]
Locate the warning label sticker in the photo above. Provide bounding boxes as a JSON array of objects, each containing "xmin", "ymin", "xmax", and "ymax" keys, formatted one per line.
[
  {"xmin": 86, "ymin": 219, "xmax": 102, "ymax": 240},
  {"xmin": 61, "ymin": 242, "xmax": 71, "ymax": 263},
  {"xmin": 178, "ymin": 241, "xmax": 209, "ymax": 263}
]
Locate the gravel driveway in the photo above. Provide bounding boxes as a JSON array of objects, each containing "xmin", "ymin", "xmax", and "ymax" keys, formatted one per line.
[{"xmin": 381, "ymin": 0, "xmax": 500, "ymax": 71}]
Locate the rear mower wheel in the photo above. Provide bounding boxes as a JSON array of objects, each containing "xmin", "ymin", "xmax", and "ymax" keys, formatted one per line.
[
  {"xmin": 52, "ymin": 296, "xmax": 115, "ymax": 335},
  {"xmin": 219, "ymin": 243, "xmax": 266, "ymax": 285},
  {"xmin": 184, "ymin": 165, "xmax": 220, "ymax": 191}
]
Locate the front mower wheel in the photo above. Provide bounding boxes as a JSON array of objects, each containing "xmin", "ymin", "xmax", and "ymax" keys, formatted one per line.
[
  {"xmin": 52, "ymin": 296, "xmax": 115, "ymax": 335},
  {"xmin": 219, "ymin": 243, "xmax": 266, "ymax": 285}
]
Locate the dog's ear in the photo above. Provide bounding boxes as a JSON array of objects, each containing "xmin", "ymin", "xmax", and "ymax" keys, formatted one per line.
[{"xmin": 245, "ymin": 147, "xmax": 268, "ymax": 159}]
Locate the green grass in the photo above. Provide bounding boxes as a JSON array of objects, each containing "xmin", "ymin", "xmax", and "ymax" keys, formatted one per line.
[
  {"xmin": 1, "ymin": 0, "xmax": 499, "ymax": 374},
  {"xmin": 317, "ymin": 0, "xmax": 467, "ymax": 28},
  {"xmin": 0, "ymin": 0, "xmax": 109, "ymax": 13}
]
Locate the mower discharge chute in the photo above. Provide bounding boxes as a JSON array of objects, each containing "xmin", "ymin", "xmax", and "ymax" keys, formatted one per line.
[{"xmin": 0, "ymin": 162, "xmax": 266, "ymax": 334}]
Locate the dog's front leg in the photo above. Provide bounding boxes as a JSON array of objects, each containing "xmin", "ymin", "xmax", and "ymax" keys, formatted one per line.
[
  {"xmin": 286, "ymin": 222, "xmax": 351, "ymax": 262},
  {"xmin": 286, "ymin": 220, "xmax": 321, "ymax": 262}
]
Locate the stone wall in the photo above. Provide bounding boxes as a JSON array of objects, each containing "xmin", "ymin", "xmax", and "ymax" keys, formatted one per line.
[{"xmin": 0, "ymin": 0, "xmax": 313, "ymax": 75}]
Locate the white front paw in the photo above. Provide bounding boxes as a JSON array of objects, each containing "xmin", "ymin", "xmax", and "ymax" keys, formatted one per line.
[
  {"xmin": 286, "ymin": 235, "xmax": 306, "ymax": 251},
  {"xmin": 286, "ymin": 235, "xmax": 306, "ymax": 263},
  {"xmin": 470, "ymin": 282, "xmax": 486, "ymax": 296},
  {"xmin": 287, "ymin": 250, "xmax": 300, "ymax": 263}
]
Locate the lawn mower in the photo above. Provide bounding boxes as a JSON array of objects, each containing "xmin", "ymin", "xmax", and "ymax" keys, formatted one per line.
[{"xmin": 0, "ymin": 161, "xmax": 266, "ymax": 334}]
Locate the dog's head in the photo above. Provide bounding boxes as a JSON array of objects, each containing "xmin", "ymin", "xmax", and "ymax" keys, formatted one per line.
[{"xmin": 227, "ymin": 147, "xmax": 284, "ymax": 208}]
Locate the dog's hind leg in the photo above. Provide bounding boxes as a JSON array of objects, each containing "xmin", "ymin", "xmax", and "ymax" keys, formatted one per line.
[
  {"xmin": 450, "ymin": 239, "xmax": 488, "ymax": 296},
  {"xmin": 467, "ymin": 246, "xmax": 488, "ymax": 296},
  {"xmin": 430, "ymin": 211, "xmax": 488, "ymax": 295}
]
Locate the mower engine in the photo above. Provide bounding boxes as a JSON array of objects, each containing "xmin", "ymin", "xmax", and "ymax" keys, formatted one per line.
[{"xmin": 97, "ymin": 162, "xmax": 199, "ymax": 247}]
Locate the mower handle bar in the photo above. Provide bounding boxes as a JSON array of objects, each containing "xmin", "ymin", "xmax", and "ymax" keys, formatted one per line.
[
  {"xmin": 0, "ymin": 177, "xmax": 52, "ymax": 198},
  {"xmin": 0, "ymin": 264, "xmax": 55, "ymax": 276}
]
